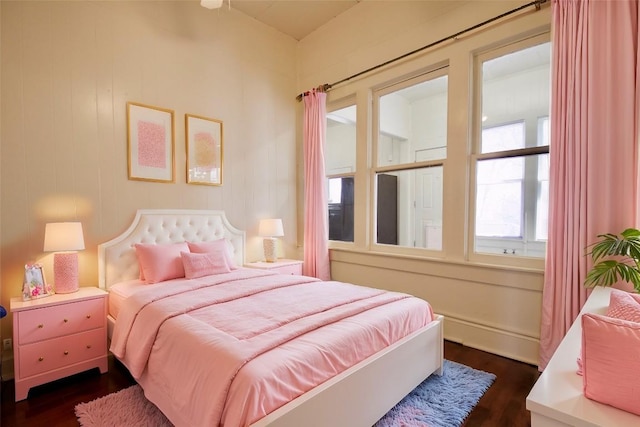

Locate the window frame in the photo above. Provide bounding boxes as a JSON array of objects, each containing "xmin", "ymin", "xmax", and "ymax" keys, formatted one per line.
[
  {"xmin": 468, "ymin": 33, "xmax": 551, "ymax": 269},
  {"xmin": 370, "ymin": 66, "xmax": 449, "ymax": 258},
  {"xmin": 326, "ymin": 98, "xmax": 358, "ymax": 245}
]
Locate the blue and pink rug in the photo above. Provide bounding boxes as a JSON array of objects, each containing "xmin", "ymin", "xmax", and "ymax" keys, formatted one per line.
[
  {"xmin": 76, "ymin": 360, "xmax": 495, "ymax": 427},
  {"xmin": 375, "ymin": 360, "xmax": 496, "ymax": 426}
]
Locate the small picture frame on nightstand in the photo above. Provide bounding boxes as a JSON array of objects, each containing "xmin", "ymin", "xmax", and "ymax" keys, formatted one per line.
[{"xmin": 22, "ymin": 263, "xmax": 54, "ymax": 301}]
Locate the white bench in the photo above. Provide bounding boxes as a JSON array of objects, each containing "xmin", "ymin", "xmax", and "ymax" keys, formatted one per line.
[{"xmin": 526, "ymin": 287, "xmax": 640, "ymax": 426}]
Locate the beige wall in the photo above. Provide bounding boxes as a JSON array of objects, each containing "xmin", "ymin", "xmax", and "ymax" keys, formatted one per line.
[
  {"xmin": 0, "ymin": 0, "xmax": 299, "ymax": 365},
  {"xmin": 0, "ymin": 0, "xmax": 551, "ymax": 376},
  {"xmin": 298, "ymin": 0, "xmax": 550, "ymax": 364}
]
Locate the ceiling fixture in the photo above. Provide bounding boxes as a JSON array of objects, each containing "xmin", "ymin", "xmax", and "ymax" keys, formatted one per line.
[{"xmin": 201, "ymin": 0, "xmax": 223, "ymax": 9}]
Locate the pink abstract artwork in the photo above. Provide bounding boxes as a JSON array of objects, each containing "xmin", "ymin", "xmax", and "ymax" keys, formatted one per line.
[
  {"xmin": 137, "ymin": 120, "xmax": 166, "ymax": 168},
  {"xmin": 185, "ymin": 114, "xmax": 222, "ymax": 185},
  {"xmin": 194, "ymin": 132, "xmax": 218, "ymax": 170}
]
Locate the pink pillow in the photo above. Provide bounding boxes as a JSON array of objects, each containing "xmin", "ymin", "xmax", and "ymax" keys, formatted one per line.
[
  {"xmin": 581, "ymin": 313, "xmax": 640, "ymax": 415},
  {"xmin": 187, "ymin": 240, "xmax": 238, "ymax": 269},
  {"xmin": 134, "ymin": 242, "xmax": 189, "ymax": 284},
  {"xmin": 606, "ymin": 289, "xmax": 640, "ymax": 322},
  {"xmin": 577, "ymin": 289, "xmax": 640, "ymax": 375},
  {"xmin": 180, "ymin": 251, "xmax": 231, "ymax": 279}
]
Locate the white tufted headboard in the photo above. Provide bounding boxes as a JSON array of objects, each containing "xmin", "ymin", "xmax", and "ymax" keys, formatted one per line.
[{"xmin": 98, "ymin": 209, "xmax": 245, "ymax": 290}]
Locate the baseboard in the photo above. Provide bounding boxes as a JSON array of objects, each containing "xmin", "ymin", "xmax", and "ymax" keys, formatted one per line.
[{"xmin": 443, "ymin": 316, "xmax": 539, "ymax": 366}]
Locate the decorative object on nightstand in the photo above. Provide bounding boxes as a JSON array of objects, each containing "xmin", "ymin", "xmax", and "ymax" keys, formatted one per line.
[
  {"xmin": 22, "ymin": 263, "xmax": 53, "ymax": 300},
  {"xmin": 43, "ymin": 222, "xmax": 85, "ymax": 294},
  {"xmin": 258, "ymin": 218, "xmax": 284, "ymax": 263}
]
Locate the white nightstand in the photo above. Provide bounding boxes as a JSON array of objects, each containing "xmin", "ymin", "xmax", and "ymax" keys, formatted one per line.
[
  {"xmin": 244, "ymin": 259, "xmax": 303, "ymax": 275},
  {"xmin": 10, "ymin": 287, "xmax": 108, "ymax": 401}
]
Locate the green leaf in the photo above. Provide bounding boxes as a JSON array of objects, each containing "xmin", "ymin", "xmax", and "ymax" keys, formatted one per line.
[
  {"xmin": 585, "ymin": 228, "xmax": 640, "ymax": 293},
  {"xmin": 584, "ymin": 260, "xmax": 640, "ymax": 292}
]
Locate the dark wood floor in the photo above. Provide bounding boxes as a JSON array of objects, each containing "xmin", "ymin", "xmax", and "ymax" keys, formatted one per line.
[{"xmin": 1, "ymin": 341, "xmax": 540, "ymax": 426}]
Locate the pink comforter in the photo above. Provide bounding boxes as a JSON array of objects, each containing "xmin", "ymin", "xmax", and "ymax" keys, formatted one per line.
[{"xmin": 110, "ymin": 269, "xmax": 434, "ymax": 426}]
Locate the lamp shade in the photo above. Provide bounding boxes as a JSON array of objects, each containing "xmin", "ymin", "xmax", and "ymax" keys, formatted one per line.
[
  {"xmin": 258, "ymin": 219, "xmax": 284, "ymax": 237},
  {"xmin": 43, "ymin": 222, "xmax": 85, "ymax": 252}
]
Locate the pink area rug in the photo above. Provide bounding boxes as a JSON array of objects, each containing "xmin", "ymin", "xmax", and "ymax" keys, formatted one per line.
[
  {"xmin": 75, "ymin": 360, "xmax": 494, "ymax": 426},
  {"xmin": 75, "ymin": 385, "xmax": 171, "ymax": 427}
]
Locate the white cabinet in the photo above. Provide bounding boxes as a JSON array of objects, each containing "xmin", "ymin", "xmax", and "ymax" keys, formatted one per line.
[{"xmin": 526, "ymin": 287, "xmax": 640, "ymax": 426}]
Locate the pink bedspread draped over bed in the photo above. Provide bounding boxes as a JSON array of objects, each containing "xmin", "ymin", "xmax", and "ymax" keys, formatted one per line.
[{"xmin": 110, "ymin": 268, "xmax": 434, "ymax": 426}]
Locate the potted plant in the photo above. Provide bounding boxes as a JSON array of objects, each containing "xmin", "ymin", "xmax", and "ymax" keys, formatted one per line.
[{"xmin": 585, "ymin": 228, "xmax": 640, "ymax": 293}]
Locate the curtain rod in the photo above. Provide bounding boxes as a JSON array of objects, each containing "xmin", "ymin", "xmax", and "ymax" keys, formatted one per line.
[{"xmin": 296, "ymin": 0, "xmax": 549, "ymax": 102}]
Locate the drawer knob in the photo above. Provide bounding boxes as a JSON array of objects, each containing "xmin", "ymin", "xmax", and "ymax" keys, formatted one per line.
[
  {"xmin": 63, "ymin": 319, "xmax": 68, "ymax": 323},
  {"xmin": 86, "ymin": 314, "xmax": 91, "ymax": 319},
  {"xmin": 38, "ymin": 357, "xmax": 44, "ymax": 362},
  {"xmin": 64, "ymin": 351, "xmax": 69, "ymax": 355},
  {"xmin": 38, "ymin": 324, "xmax": 44, "ymax": 329}
]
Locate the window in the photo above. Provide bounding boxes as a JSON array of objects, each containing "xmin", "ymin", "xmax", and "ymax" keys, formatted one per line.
[
  {"xmin": 473, "ymin": 39, "xmax": 551, "ymax": 259},
  {"xmin": 326, "ymin": 105, "xmax": 356, "ymax": 242},
  {"xmin": 476, "ymin": 122, "xmax": 525, "ymax": 238},
  {"xmin": 324, "ymin": 22, "xmax": 549, "ymax": 270},
  {"xmin": 374, "ymin": 70, "xmax": 448, "ymax": 251}
]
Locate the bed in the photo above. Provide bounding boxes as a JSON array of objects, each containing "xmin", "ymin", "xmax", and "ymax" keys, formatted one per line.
[{"xmin": 98, "ymin": 209, "xmax": 444, "ymax": 427}]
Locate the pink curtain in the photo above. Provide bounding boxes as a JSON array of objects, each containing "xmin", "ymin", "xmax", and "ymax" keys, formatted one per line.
[
  {"xmin": 539, "ymin": 0, "xmax": 640, "ymax": 370},
  {"xmin": 302, "ymin": 89, "xmax": 331, "ymax": 280}
]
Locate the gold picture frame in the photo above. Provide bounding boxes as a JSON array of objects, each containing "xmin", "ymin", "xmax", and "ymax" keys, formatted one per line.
[
  {"xmin": 185, "ymin": 114, "xmax": 223, "ymax": 186},
  {"xmin": 127, "ymin": 102, "xmax": 175, "ymax": 183},
  {"xmin": 22, "ymin": 263, "xmax": 53, "ymax": 301}
]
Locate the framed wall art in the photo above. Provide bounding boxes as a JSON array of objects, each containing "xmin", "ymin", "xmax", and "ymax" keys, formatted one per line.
[
  {"xmin": 185, "ymin": 114, "xmax": 223, "ymax": 186},
  {"xmin": 22, "ymin": 263, "xmax": 53, "ymax": 301},
  {"xmin": 127, "ymin": 102, "xmax": 175, "ymax": 183}
]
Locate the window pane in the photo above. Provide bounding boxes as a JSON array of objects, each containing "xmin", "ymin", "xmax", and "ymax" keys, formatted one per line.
[
  {"xmin": 535, "ymin": 117, "xmax": 550, "ymax": 241},
  {"xmin": 481, "ymin": 42, "xmax": 550, "ymax": 149},
  {"xmin": 375, "ymin": 166, "xmax": 443, "ymax": 251},
  {"xmin": 538, "ymin": 116, "xmax": 550, "ymax": 147},
  {"xmin": 327, "ymin": 104, "xmax": 356, "ymax": 243},
  {"xmin": 536, "ymin": 180, "xmax": 549, "ymax": 241},
  {"xmin": 477, "ymin": 153, "xmax": 524, "ymax": 183},
  {"xmin": 476, "ymin": 158, "xmax": 523, "ymax": 238},
  {"xmin": 378, "ymin": 75, "xmax": 448, "ymax": 166},
  {"xmin": 475, "ymin": 153, "xmax": 549, "ymax": 256},
  {"xmin": 328, "ymin": 177, "xmax": 354, "ymax": 242},
  {"xmin": 536, "ymin": 152, "xmax": 549, "ymax": 241},
  {"xmin": 481, "ymin": 122, "xmax": 525, "ymax": 153},
  {"xmin": 326, "ymin": 105, "xmax": 356, "ymax": 175}
]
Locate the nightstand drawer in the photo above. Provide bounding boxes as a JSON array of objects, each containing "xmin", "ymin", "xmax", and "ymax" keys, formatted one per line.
[
  {"xmin": 244, "ymin": 259, "xmax": 303, "ymax": 275},
  {"xmin": 18, "ymin": 328, "xmax": 106, "ymax": 378},
  {"xmin": 17, "ymin": 297, "xmax": 105, "ymax": 345},
  {"xmin": 272, "ymin": 263, "xmax": 303, "ymax": 275}
]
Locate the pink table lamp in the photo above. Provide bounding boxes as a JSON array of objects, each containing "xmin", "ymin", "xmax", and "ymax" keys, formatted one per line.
[{"xmin": 43, "ymin": 222, "xmax": 85, "ymax": 294}]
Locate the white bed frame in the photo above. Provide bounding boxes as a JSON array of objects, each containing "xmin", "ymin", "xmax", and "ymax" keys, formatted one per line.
[{"xmin": 98, "ymin": 209, "xmax": 444, "ymax": 427}]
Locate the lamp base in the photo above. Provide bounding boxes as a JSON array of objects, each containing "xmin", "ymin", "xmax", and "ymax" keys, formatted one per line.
[
  {"xmin": 53, "ymin": 252, "xmax": 79, "ymax": 293},
  {"xmin": 263, "ymin": 237, "xmax": 278, "ymax": 263}
]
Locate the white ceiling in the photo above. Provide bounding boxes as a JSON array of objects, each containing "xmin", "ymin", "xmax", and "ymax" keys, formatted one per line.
[{"xmin": 227, "ymin": 0, "xmax": 360, "ymax": 40}]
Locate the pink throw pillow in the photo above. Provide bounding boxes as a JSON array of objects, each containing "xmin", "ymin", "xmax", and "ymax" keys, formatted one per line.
[
  {"xmin": 606, "ymin": 289, "xmax": 640, "ymax": 322},
  {"xmin": 187, "ymin": 240, "xmax": 238, "ymax": 269},
  {"xmin": 581, "ymin": 313, "xmax": 640, "ymax": 415},
  {"xmin": 181, "ymin": 251, "xmax": 231, "ymax": 279},
  {"xmin": 577, "ymin": 289, "xmax": 640, "ymax": 375},
  {"xmin": 134, "ymin": 242, "xmax": 189, "ymax": 284}
]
